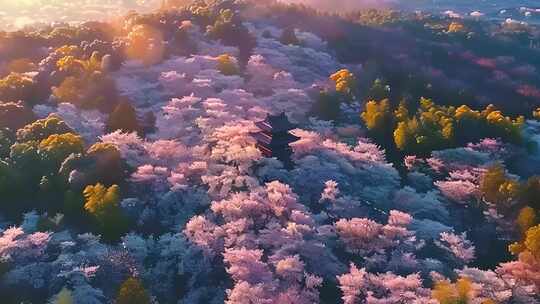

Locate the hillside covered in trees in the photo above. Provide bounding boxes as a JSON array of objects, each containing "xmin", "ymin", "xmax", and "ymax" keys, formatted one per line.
[{"xmin": 1, "ymin": 1, "xmax": 540, "ymax": 303}]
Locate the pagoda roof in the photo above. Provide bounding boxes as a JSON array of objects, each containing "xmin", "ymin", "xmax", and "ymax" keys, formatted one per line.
[
  {"xmin": 251, "ymin": 131, "xmax": 273, "ymax": 145},
  {"xmin": 255, "ymin": 112, "xmax": 297, "ymax": 132}
]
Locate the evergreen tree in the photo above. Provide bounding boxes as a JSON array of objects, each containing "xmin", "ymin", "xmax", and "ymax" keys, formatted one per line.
[{"xmin": 106, "ymin": 100, "xmax": 141, "ymax": 135}]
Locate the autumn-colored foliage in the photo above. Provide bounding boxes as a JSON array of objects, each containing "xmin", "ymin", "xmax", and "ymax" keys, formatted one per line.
[
  {"xmin": 216, "ymin": 54, "xmax": 240, "ymax": 76},
  {"xmin": 361, "ymin": 99, "xmax": 392, "ymax": 138},
  {"xmin": 116, "ymin": 277, "xmax": 151, "ymax": 304},
  {"xmin": 0, "ymin": 73, "xmax": 35, "ymax": 103},
  {"xmin": 361, "ymin": 97, "xmax": 524, "ymax": 155},
  {"xmin": 38, "ymin": 133, "xmax": 84, "ymax": 164},
  {"xmin": 83, "ymin": 183, "xmax": 127, "ymax": 241},
  {"xmin": 126, "ymin": 24, "xmax": 165, "ymax": 66},
  {"xmin": 432, "ymin": 278, "xmax": 473, "ymax": 304},
  {"xmin": 330, "ymin": 69, "xmax": 357, "ymax": 98},
  {"xmin": 448, "ymin": 22, "xmax": 466, "ymax": 33}
]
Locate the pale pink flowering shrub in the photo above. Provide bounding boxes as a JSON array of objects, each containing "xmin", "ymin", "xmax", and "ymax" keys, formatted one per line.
[
  {"xmin": 131, "ymin": 164, "xmax": 170, "ymax": 192},
  {"xmin": 335, "ymin": 210, "xmax": 415, "ymax": 256},
  {"xmin": 100, "ymin": 131, "xmax": 147, "ymax": 166},
  {"xmin": 186, "ymin": 181, "xmax": 332, "ymax": 303},
  {"xmin": 320, "ymin": 180, "xmax": 340, "ymax": 203},
  {"xmin": 0, "ymin": 227, "xmax": 51, "ymax": 263},
  {"xmin": 457, "ymin": 267, "xmax": 514, "ymax": 302},
  {"xmin": 497, "ymin": 251, "xmax": 540, "ymax": 294},
  {"xmin": 436, "ymin": 232, "xmax": 476, "ymax": 265},
  {"xmin": 435, "ymin": 179, "xmax": 479, "ymax": 203},
  {"xmin": 337, "ymin": 263, "xmax": 434, "ymax": 304},
  {"xmin": 223, "ymin": 248, "xmax": 273, "ymax": 284},
  {"xmin": 274, "ymin": 255, "xmax": 305, "ymax": 282},
  {"xmin": 184, "ymin": 215, "xmax": 225, "ymax": 257},
  {"xmin": 155, "ymin": 95, "xmax": 204, "ymax": 141}
]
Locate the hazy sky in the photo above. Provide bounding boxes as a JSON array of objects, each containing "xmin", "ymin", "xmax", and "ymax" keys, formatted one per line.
[
  {"xmin": 282, "ymin": 0, "xmax": 396, "ymax": 11},
  {"xmin": 0, "ymin": 0, "xmax": 161, "ymax": 30},
  {"xmin": 0, "ymin": 0, "xmax": 538, "ymax": 30}
]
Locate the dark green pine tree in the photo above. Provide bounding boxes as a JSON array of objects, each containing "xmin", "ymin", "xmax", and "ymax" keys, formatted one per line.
[{"xmin": 106, "ymin": 100, "xmax": 142, "ymax": 135}]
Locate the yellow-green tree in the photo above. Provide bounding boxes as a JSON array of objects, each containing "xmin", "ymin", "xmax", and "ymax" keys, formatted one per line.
[
  {"xmin": 84, "ymin": 183, "xmax": 127, "ymax": 241},
  {"xmin": 53, "ymin": 50, "xmax": 113, "ymax": 110},
  {"xmin": 216, "ymin": 54, "xmax": 239, "ymax": 76},
  {"xmin": 116, "ymin": 277, "xmax": 151, "ymax": 304},
  {"xmin": 330, "ymin": 69, "xmax": 357, "ymax": 98},
  {"xmin": 16, "ymin": 115, "xmax": 72, "ymax": 142},
  {"xmin": 524, "ymin": 224, "xmax": 540, "ymax": 259},
  {"xmin": 38, "ymin": 133, "xmax": 84, "ymax": 165},
  {"xmin": 479, "ymin": 164, "xmax": 520, "ymax": 209},
  {"xmin": 56, "ymin": 51, "xmax": 101, "ymax": 76},
  {"xmin": 361, "ymin": 99, "xmax": 393, "ymax": 139},
  {"xmin": 0, "ymin": 73, "xmax": 35, "ymax": 103},
  {"xmin": 517, "ymin": 206, "xmax": 537, "ymax": 233},
  {"xmin": 432, "ymin": 278, "xmax": 473, "ymax": 304},
  {"xmin": 389, "ymin": 99, "xmax": 524, "ymax": 154},
  {"xmin": 50, "ymin": 287, "xmax": 73, "ymax": 304},
  {"xmin": 447, "ymin": 22, "xmax": 466, "ymax": 33},
  {"xmin": 393, "ymin": 118, "xmax": 419, "ymax": 152}
]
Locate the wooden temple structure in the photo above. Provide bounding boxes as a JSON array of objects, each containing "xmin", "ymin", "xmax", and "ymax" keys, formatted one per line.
[{"xmin": 251, "ymin": 113, "xmax": 299, "ymax": 169}]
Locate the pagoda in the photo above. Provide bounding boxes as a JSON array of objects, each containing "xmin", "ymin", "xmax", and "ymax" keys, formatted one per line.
[{"xmin": 251, "ymin": 113, "xmax": 300, "ymax": 169}]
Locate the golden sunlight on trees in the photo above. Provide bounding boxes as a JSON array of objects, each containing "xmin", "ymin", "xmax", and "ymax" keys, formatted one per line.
[
  {"xmin": 216, "ymin": 54, "xmax": 239, "ymax": 76},
  {"xmin": 330, "ymin": 69, "xmax": 357, "ymax": 98},
  {"xmin": 205, "ymin": 8, "xmax": 256, "ymax": 62},
  {"xmin": 367, "ymin": 97, "xmax": 526, "ymax": 155},
  {"xmin": 116, "ymin": 277, "xmax": 151, "ymax": 304},
  {"xmin": 525, "ymin": 224, "xmax": 540, "ymax": 259},
  {"xmin": 161, "ymin": 0, "xmax": 193, "ymax": 9},
  {"xmin": 513, "ymin": 223, "xmax": 540, "ymax": 257},
  {"xmin": 126, "ymin": 24, "xmax": 165, "ymax": 66},
  {"xmin": 0, "ymin": 73, "xmax": 35, "ymax": 103},
  {"xmin": 432, "ymin": 278, "xmax": 474, "ymax": 304},
  {"xmin": 7, "ymin": 58, "xmax": 36, "ymax": 73},
  {"xmin": 517, "ymin": 206, "xmax": 537, "ymax": 233},
  {"xmin": 447, "ymin": 22, "xmax": 466, "ymax": 33},
  {"xmin": 479, "ymin": 164, "xmax": 520, "ymax": 210},
  {"xmin": 56, "ymin": 52, "xmax": 101, "ymax": 76},
  {"xmin": 38, "ymin": 133, "xmax": 84, "ymax": 165},
  {"xmin": 53, "ymin": 76, "xmax": 85, "ymax": 103},
  {"xmin": 83, "ymin": 183, "xmax": 127, "ymax": 241},
  {"xmin": 361, "ymin": 99, "xmax": 392, "ymax": 139},
  {"xmin": 16, "ymin": 115, "xmax": 72, "ymax": 142},
  {"xmin": 52, "ymin": 51, "xmax": 116, "ymax": 110},
  {"xmin": 393, "ymin": 118, "xmax": 418, "ymax": 151}
]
